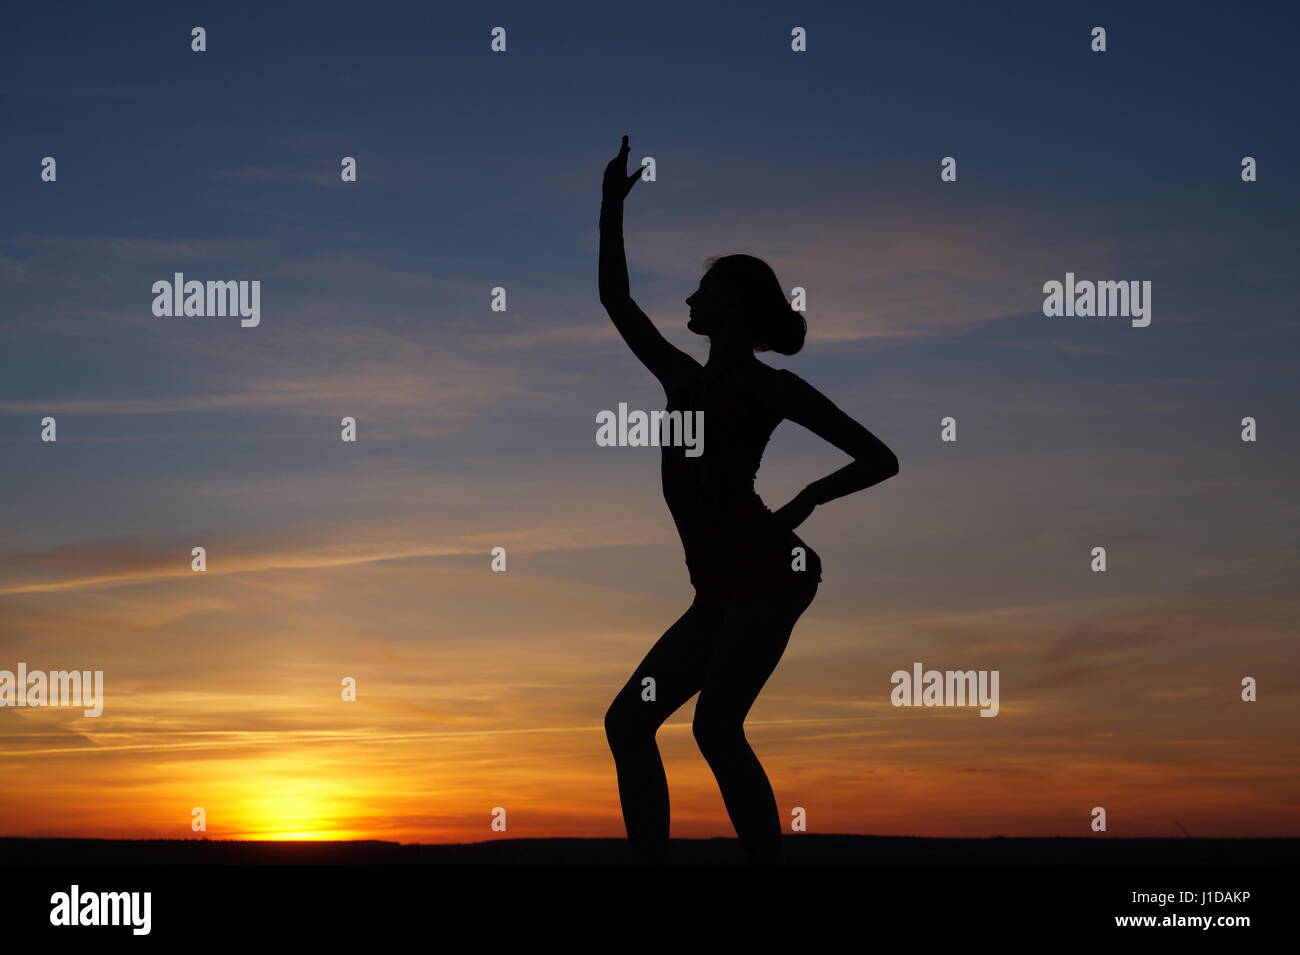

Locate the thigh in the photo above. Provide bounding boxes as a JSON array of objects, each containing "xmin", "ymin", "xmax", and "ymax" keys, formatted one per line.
[
  {"xmin": 610, "ymin": 601, "xmax": 725, "ymax": 729},
  {"xmin": 696, "ymin": 583, "xmax": 818, "ymax": 723}
]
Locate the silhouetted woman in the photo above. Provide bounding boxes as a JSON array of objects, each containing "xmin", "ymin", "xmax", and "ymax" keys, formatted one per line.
[{"xmin": 599, "ymin": 136, "xmax": 899, "ymax": 865}]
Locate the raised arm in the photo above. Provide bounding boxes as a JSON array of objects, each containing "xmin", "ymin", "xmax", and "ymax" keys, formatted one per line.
[
  {"xmin": 760, "ymin": 369, "xmax": 899, "ymax": 535},
  {"xmin": 599, "ymin": 136, "xmax": 697, "ymax": 391}
]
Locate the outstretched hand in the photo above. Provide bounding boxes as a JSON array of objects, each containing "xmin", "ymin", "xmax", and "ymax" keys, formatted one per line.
[{"xmin": 602, "ymin": 135, "xmax": 646, "ymax": 202}]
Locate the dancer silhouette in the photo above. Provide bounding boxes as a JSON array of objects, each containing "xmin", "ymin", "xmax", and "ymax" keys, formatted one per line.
[{"xmin": 599, "ymin": 136, "xmax": 899, "ymax": 865}]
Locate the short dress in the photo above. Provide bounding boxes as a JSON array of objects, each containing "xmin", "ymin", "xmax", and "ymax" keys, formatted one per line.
[{"xmin": 661, "ymin": 362, "xmax": 823, "ymax": 610}]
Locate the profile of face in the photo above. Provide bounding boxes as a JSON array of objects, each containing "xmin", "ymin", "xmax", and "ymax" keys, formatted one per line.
[{"xmin": 685, "ymin": 267, "xmax": 743, "ymax": 340}]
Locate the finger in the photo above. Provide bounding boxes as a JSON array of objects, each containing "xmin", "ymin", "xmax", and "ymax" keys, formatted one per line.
[
  {"xmin": 620, "ymin": 135, "xmax": 629, "ymax": 153},
  {"xmin": 626, "ymin": 169, "xmax": 644, "ymax": 185}
]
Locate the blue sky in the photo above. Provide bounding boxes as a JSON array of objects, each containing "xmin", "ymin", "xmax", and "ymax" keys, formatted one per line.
[{"xmin": 1, "ymin": 0, "xmax": 1297, "ymax": 840}]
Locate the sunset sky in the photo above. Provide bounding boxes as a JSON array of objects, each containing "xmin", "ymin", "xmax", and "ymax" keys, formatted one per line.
[{"xmin": 2, "ymin": 1, "xmax": 1298, "ymax": 843}]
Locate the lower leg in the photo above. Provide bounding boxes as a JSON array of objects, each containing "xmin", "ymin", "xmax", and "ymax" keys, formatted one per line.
[
  {"xmin": 607, "ymin": 729, "xmax": 670, "ymax": 864},
  {"xmin": 696, "ymin": 728, "xmax": 783, "ymax": 864}
]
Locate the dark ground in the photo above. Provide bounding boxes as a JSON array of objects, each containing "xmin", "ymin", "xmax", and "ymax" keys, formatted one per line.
[{"xmin": 0, "ymin": 834, "xmax": 1293, "ymax": 865}]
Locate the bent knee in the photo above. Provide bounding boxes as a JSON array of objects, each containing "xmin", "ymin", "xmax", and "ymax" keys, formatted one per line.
[
  {"xmin": 692, "ymin": 714, "xmax": 746, "ymax": 753},
  {"xmin": 605, "ymin": 698, "xmax": 654, "ymax": 747}
]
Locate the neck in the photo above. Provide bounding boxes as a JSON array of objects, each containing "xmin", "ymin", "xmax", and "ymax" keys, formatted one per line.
[{"xmin": 705, "ymin": 339, "xmax": 753, "ymax": 367}]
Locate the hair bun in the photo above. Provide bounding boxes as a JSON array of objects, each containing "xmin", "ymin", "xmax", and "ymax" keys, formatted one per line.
[{"xmin": 757, "ymin": 304, "xmax": 807, "ymax": 355}]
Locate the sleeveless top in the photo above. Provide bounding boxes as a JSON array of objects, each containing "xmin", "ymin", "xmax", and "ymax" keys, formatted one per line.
[{"xmin": 660, "ymin": 359, "xmax": 823, "ymax": 609}]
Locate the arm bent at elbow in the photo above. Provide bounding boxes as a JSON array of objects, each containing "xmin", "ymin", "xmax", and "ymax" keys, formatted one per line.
[{"xmin": 782, "ymin": 369, "xmax": 900, "ymax": 508}]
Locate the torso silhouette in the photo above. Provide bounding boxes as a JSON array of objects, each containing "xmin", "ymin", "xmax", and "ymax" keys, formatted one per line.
[{"xmin": 662, "ymin": 356, "xmax": 823, "ymax": 608}]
